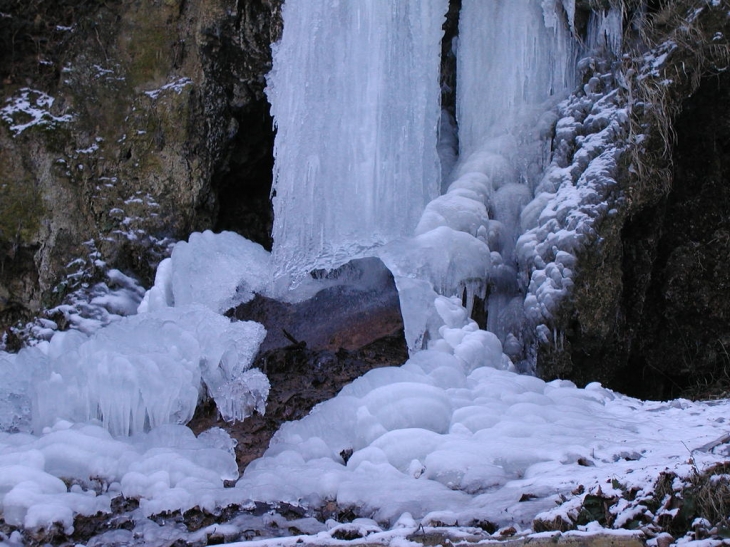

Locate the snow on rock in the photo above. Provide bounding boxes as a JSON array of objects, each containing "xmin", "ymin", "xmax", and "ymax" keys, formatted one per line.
[
  {"xmin": 517, "ymin": 65, "xmax": 628, "ymax": 340},
  {"xmin": 48, "ymin": 268, "xmax": 147, "ymax": 336},
  {"xmin": 0, "ymin": 89, "xmax": 73, "ymax": 136},
  {"xmin": 139, "ymin": 230, "xmax": 272, "ymax": 314}
]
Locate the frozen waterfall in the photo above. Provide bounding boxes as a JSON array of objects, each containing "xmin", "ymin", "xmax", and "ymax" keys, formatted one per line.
[
  {"xmin": 267, "ymin": 0, "xmax": 585, "ymax": 356},
  {"xmin": 457, "ymin": 0, "xmax": 578, "ymax": 159},
  {"xmin": 0, "ymin": 0, "xmax": 697, "ymax": 538},
  {"xmin": 451, "ymin": 0, "xmax": 580, "ymax": 350},
  {"xmin": 268, "ymin": 0, "xmax": 448, "ymax": 288}
]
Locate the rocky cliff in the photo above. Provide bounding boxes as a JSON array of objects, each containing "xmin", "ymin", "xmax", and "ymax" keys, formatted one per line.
[
  {"xmin": 536, "ymin": 2, "xmax": 730, "ymax": 400},
  {"xmin": 0, "ymin": 0, "xmax": 281, "ymax": 330}
]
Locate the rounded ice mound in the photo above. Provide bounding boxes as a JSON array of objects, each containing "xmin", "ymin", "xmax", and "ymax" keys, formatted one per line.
[
  {"xmin": 415, "ymin": 193, "xmax": 489, "ymax": 237},
  {"xmin": 369, "ymin": 428, "xmax": 444, "ymax": 471},
  {"xmin": 520, "ymin": 191, "xmax": 554, "ymax": 232},
  {"xmin": 139, "ymin": 230, "xmax": 272, "ymax": 314},
  {"xmin": 362, "ymin": 383, "xmax": 452, "ymax": 433},
  {"xmin": 491, "ymin": 183, "xmax": 532, "ymax": 228},
  {"xmin": 447, "ymin": 172, "xmax": 492, "ymax": 203},
  {"xmin": 380, "ymin": 226, "xmax": 490, "ymax": 298},
  {"xmin": 424, "ymin": 445, "xmax": 508, "ymax": 493},
  {"xmin": 453, "ymin": 151, "xmax": 517, "ymax": 190}
]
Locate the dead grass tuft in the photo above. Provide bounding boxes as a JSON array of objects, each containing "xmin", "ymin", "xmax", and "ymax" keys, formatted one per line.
[{"xmin": 619, "ymin": 0, "xmax": 730, "ymax": 200}]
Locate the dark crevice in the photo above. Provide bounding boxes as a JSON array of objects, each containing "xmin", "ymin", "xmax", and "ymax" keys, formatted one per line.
[
  {"xmin": 438, "ymin": 0, "xmax": 461, "ymax": 190},
  {"xmin": 201, "ymin": 1, "xmax": 282, "ymax": 250},
  {"xmin": 212, "ymin": 99, "xmax": 275, "ymax": 250},
  {"xmin": 623, "ymin": 72, "xmax": 730, "ymax": 400},
  {"xmin": 440, "ymin": 0, "xmax": 461, "ymax": 119}
]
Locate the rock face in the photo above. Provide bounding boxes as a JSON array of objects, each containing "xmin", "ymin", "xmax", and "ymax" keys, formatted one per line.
[
  {"xmin": 231, "ymin": 258, "xmax": 404, "ymax": 353},
  {"xmin": 536, "ymin": 3, "xmax": 730, "ymax": 400},
  {"xmin": 626, "ymin": 71, "xmax": 730, "ymax": 398},
  {"xmin": 0, "ymin": 0, "xmax": 281, "ymax": 330}
]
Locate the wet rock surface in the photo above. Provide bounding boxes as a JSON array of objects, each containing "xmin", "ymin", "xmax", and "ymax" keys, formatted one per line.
[
  {"xmin": 192, "ymin": 247, "xmax": 409, "ymax": 474},
  {"xmin": 230, "ymin": 258, "xmax": 404, "ymax": 353}
]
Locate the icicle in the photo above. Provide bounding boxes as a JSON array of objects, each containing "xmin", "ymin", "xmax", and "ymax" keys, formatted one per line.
[{"xmin": 586, "ymin": 6, "xmax": 623, "ymax": 58}]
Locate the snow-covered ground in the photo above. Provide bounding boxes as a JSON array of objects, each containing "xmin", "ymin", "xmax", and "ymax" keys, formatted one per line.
[{"xmin": 1, "ymin": 230, "xmax": 730, "ymax": 547}]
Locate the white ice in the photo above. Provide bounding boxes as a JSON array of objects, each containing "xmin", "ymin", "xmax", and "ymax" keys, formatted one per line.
[
  {"xmin": 139, "ymin": 229, "xmax": 272, "ymax": 314},
  {"xmin": 456, "ymin": 0, "xmax": 577, "ymax": 158},
  {"xmin": 267, "ymin": 0, "xmax": 448, "ymax": 288},
  {"xmin": 238, "ymin": 329, "xmax": 730, "ymax": 530},
  {"xmin": 30, "ymin": 304, "xmax": 266, "ymax": 435},
  {"xmin": 0, "ymin": 423, "xmax": 239, "ymax": 531}
]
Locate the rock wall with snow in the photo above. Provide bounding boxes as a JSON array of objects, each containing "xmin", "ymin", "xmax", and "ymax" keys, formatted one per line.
[
  {"xmin": 0, "ymin": 0, "xmax": 282, "ymax": 331},
  {"xmin": 534, "ymin": 1, "xmax": 730, "ymax": 400}
]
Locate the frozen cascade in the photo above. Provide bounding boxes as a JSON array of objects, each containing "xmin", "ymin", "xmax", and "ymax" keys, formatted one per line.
[
  {"xmin": 0, "ymin": 0, "xmax": 646, "ymax": 535},
  {"xmin": 448, "ymin": 0, "xmax": 581, "ymax": 352},
  {"xmin": 268, "ymin": 0, "xmax": 448, "ymax": 289}
]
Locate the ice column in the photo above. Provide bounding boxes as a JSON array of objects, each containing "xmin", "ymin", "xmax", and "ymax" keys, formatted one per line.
[
  {"xmin": 454, "ymin": 0, "xmax": 579, "ymax": 351},
  {"xmin": 457, "ymin": 0, "xmax": 577, "ymax": 159},
  {"xmin": 268, "ymin": 0, "xmax": 448, "ymax": 288}
]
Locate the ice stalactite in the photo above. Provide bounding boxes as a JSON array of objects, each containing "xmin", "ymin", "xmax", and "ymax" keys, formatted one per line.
[
  {"xmin": 267, "ymin": 0, "xmax": 449, "ymax": 290},
  {"xmin": 586, "ymin": 5, "xmax": 624, "ymax": 58}
]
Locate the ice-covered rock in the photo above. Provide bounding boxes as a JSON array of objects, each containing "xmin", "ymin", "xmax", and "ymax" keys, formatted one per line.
[
  {"xmin": 30, "ymin": 305, "xmax": 266, "ymax": 435},
  {"xmin": 139, "ymin": 230, "xmax": 272, "ymax": 314}
]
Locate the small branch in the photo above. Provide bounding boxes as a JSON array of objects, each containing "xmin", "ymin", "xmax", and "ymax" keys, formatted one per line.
[{"xmin": 282, "ymin": 328, "xmax": 306, "ymax": 349}]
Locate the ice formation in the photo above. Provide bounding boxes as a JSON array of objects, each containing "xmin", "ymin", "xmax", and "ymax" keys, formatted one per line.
[
  {"xmin": 139, "ymin": 229, "xmax": 272, "ymax": 314},
  {"xmin": 0, "ymin": 231, "xmax": 272, "ymax": 438},
  {"xmin": 238, "ymin": 323, "xmax": 730, "ymax": 528},
  {"xmin": 0, "ymin": 423, "xmax": 239, "ymax": 531},
  {"xmin": 377, "ymin": 0, "xmax": 587, "ymax": 355},
  {"xmin": 267, "ymin": 0, "xmax": 448, "ymax": 287},
  {"xmin": 0, "ymin": 0, "xmax": 725, "ymax": 542},
  {"xmin": 456, "ymin": 0, "xmax": 578, "ymax": 158},
  {"xmin": 29, "ymin": 304, "xmax": 267, "ymax": 435}
]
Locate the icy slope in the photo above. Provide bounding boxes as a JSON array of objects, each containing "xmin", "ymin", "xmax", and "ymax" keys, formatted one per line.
[{"xmin": 237, "ymin": 296, "xmax": 730, "ymax": 530}]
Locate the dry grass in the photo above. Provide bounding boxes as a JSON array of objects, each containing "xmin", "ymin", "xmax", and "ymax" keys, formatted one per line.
[
  {"xmin": 619, "ymin": 0, "xmax": 730, "ymax": 199},
  {"xmin": 687, "ymin": 463, "xmax": 730, "ymax": 529}
]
